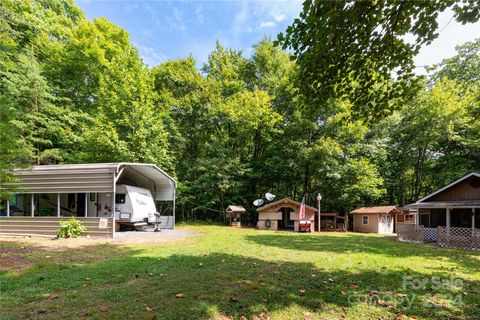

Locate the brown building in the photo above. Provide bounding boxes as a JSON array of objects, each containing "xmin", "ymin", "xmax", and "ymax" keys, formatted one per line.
[
  {"xmin": 406, "ymin": 172, "xmax": 480, "ymax": 231},
  {"xmin": 398, "ymin": 172, "xmax": 480, "ymax": 249},
  {"xmin": 351, "ymin": 206, "xmax": 401, "ymax": 234},
  {"xmin": 257, "ymin": 198, "xmax": 316, "ymax": 232}
]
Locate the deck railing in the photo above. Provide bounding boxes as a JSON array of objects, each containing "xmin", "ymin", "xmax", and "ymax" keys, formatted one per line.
[
  {"xmin": 437, "ymin": 227, "xmax": 480, "ymax": 251},
  {"xmin": 397, "ymin": 224, "xmax": 425, "ymax": 243},
  {"xmin": 397, "ymin": 224, "xmax": 480, "ymax": 251}
]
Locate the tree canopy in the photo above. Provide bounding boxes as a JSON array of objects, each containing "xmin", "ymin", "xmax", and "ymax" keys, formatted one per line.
[{"xmin": 1, "ymin": 0, "xmax": 479, "ymax": 222}]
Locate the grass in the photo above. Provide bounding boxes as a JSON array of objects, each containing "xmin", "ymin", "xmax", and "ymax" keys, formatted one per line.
[{"xmin": 1, "ymin": 226, "xmax": 479, "ymax": 319}]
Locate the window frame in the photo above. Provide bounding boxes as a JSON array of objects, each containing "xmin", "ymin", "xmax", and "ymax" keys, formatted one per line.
[{"xmin": 362, "ymin": 215, "xmax": 369, "ymax": 225}]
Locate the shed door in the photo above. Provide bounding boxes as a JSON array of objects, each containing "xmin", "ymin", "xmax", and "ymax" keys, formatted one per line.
[{"xmin": 380, "ymin": 214, "xmax": 393, "ymax": 234}]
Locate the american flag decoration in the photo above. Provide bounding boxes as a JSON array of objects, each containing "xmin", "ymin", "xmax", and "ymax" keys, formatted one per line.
[{"xmin": 299, "ymin": 196, "xmax": 306, "ymax": 220}]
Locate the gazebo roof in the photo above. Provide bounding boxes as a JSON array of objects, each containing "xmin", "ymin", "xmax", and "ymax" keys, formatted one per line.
[{"xmin": 226, "ymin": 205, "xmax": 246, "ymax": 213}]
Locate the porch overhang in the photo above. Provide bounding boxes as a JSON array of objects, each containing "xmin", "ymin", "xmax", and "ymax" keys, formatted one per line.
[{"xmin": 405, "ymin": 201, "xmax": 480, "ymax": 209}]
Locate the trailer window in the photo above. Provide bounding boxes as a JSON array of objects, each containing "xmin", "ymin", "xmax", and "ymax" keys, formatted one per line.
[{"xmin": 115, "ymin": 194, "xmax": 126, "ymax": 204}]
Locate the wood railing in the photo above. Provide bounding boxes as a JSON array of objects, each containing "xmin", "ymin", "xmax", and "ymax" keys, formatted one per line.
[{"xmin": 0, "ymin": 216, "xmax": 113, "ymax": 238}]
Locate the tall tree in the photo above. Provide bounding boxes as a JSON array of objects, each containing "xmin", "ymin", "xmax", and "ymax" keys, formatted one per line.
[{"xmin": 279, "ymin": 0, "xmax": 480, "ymax": 119}]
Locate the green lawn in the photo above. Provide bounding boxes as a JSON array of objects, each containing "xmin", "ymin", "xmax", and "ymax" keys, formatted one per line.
[{"xmin": 1, "ymin": 226, "xmax": 479, "ymax": 319}]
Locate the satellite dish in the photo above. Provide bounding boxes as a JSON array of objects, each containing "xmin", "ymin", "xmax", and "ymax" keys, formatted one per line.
[
  {"xmin": 265, "ymin": 192, "xmax": 276, "ymax": 201},
  {"xmin": 253, "ymin": 199, "xmax": 264, "ymax": 207}
]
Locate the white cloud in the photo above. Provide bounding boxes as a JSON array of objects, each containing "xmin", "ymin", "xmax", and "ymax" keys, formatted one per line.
[
  {"xmin": 134, "ymin": 43, "xmax": 168, "ymax": 67},
  {"xmin": 260, "ymin": 21, "xmax": 276, "ymax": 28},
  {"xmin": 273, "ymin": 13, "xmax": 287, "ymax": 22},
  {"xmin": 196, "ymin": 5, "xmax": 204, "ymax": 24}
]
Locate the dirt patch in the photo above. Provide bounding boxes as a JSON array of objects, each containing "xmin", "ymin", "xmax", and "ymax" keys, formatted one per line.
[
  {"xmin": 0, "ymin": 228, "xmax": 200, "ymax": 271},
  {"xmin": 0, "ymin": 245, "xmax": 38, "ymax": 271}
]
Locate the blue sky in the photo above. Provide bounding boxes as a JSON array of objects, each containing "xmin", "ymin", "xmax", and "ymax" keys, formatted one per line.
[
  {"xmin": 76, "ymin": 0, "xmax": 302, "ymax": 68},
  {"xmin": 76, "ymin": 1, "xmax": 480, "ymax": 73}
]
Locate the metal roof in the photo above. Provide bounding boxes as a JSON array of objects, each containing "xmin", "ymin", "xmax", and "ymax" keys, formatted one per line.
[{"xmin": 2, "ymin": 163, "xmax": 176, "ymax": 201}]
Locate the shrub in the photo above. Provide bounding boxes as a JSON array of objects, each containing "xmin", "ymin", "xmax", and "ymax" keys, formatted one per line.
[{"xmin": 57, "ymin": 216, "xmax": 87, "ymax": 238}]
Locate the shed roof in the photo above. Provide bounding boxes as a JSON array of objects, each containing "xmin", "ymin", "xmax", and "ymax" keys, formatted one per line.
[
  {"xmin": 2, "ymin": 163, "xmax": 176, "ymax": 201},
  {"xmin": 226, "ymin": 205, "xmax": 246, "ymax": 213},
  {"xmin": 350, "ymin": 206, "xmax": 401, "ymax": 215},
  {"xmin": 256, "ymin": 198, "xmax": 317, "ymax": 212}
]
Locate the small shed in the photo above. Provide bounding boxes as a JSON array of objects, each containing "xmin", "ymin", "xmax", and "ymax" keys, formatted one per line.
[
  {"xmin": 351, "ymin": 206, "xmax": 401, "ymax": 234},
  {"xmin": 226, "ymin": 205, "xmax": 246, "ymax": 227},
  {"xmin": 256, "ymin": 198, "xmax": 316, "ymax": 232}
]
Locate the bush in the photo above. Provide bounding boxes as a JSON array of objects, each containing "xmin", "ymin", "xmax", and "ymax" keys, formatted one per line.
[{"xmin": 57, "ymin": 216, "xmax": 87, "ymax": 238}]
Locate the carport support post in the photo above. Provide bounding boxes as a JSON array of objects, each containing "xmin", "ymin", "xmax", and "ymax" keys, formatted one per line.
[
  {"xmin": 112, "ymin": 174, "xmax": 116, "ymax": 238},
  {"xmin": 31, "ymin": 194, "xmax": 34, "ymax": 217},
  {"xmin": 57, "ymin": 193, "xmax": 60, "ymax": 217},
  {"xmin": 85, "ymin": 193, "xmax": 88, "ymax": 217},
  {"xmin": 6, "ymin": 199, "xmax": 10, "ymax": 217},
  {"xmin": 173, "ymin": 188, "xmax": 176, "ymax": 229}
]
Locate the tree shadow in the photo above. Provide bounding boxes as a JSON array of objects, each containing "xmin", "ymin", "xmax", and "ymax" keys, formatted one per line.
[
  {"xmin": 245, "ymin": 232, "xmax": 480, "ymax": 272},
  {"xmin": 1, "ymin": 244, "xmax": 477, "ymax": 319}
]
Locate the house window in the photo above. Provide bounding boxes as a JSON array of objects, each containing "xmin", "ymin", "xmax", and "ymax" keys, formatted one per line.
[
  {"xmin": 405, "ymin": 214, "xmax": 415, "ymax": 222},
  {"xmin": 362, "ymin": 215, "xmax": 369, "ymax": 225}
]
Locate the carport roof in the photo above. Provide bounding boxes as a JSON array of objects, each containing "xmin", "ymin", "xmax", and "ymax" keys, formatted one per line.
[{"xmin": 3, "ymin": 163, "xmax": 176, "ymax": 201}]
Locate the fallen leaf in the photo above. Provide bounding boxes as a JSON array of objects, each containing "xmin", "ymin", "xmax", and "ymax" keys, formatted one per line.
[
  {"xmin": 84, "ymin": 277, "xmax": 91, "ymax": 281},
  {"xmin": 175, "ymin": 293, "xmax": 186, "ymax": 298},
  {"xmin": 350, "ymin": 284, "xmax": 358, "ymax": 289},
  {"xmin": 377, "ymin": 300, "xmax": 389, "ymax": 307},
  {"xmin": 47, "ymin": 295, "xmax": 59, "ymax": 301},
  {"xmin": 340, "ymin": 291, "xmax": 347, "ymax": 296},
  {"xmin": 98, "ymin": 305, "xmax": 109, "ymax": 312},
  {"xmin": 229, "ymin": 297, "xmax": 239, "ymax": 302}
]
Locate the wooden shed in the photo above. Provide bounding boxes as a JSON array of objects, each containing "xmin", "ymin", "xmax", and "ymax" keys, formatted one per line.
[
  {"xmin": 226, "ymin": 205, "xmax": 246, "ymax": 227},
  {"xmin": 351, "ymin": 206, "xmax": 401, "ymax": 234},
  {"xmin": 256, "ymin": 198, "xmax": 316, "ymax": 232}
]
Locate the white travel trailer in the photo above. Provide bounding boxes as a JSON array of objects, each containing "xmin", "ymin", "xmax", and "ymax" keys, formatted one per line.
[{"xmin": 97, "ymin": 185, "xmax": 159, "ymax": 224}]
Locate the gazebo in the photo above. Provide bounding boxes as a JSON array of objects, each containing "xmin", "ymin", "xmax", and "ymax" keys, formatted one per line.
[{"xmin": 226, "ymin": 205, "xmax": 246, "ymax": 227}]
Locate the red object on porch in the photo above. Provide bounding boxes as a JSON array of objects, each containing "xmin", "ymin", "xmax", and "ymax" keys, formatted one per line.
[{"xmin": 299, "ymin": 221, "xmax": 311, "ymax": 232}]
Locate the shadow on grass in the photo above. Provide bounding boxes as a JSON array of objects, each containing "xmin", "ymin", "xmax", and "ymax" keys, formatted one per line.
[
  {"xmin": 245, "ymin": 232, "xmax": 480, "ymax": 272},
  {"xmin": 1, "ymin": 244, "xmax": 478, "ymax": 319}
]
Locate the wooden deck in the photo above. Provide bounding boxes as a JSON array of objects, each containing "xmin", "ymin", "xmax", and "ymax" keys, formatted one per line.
[{"xmin": 0, "ymin": 216, "xmax": 113, "ymax": 238}]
